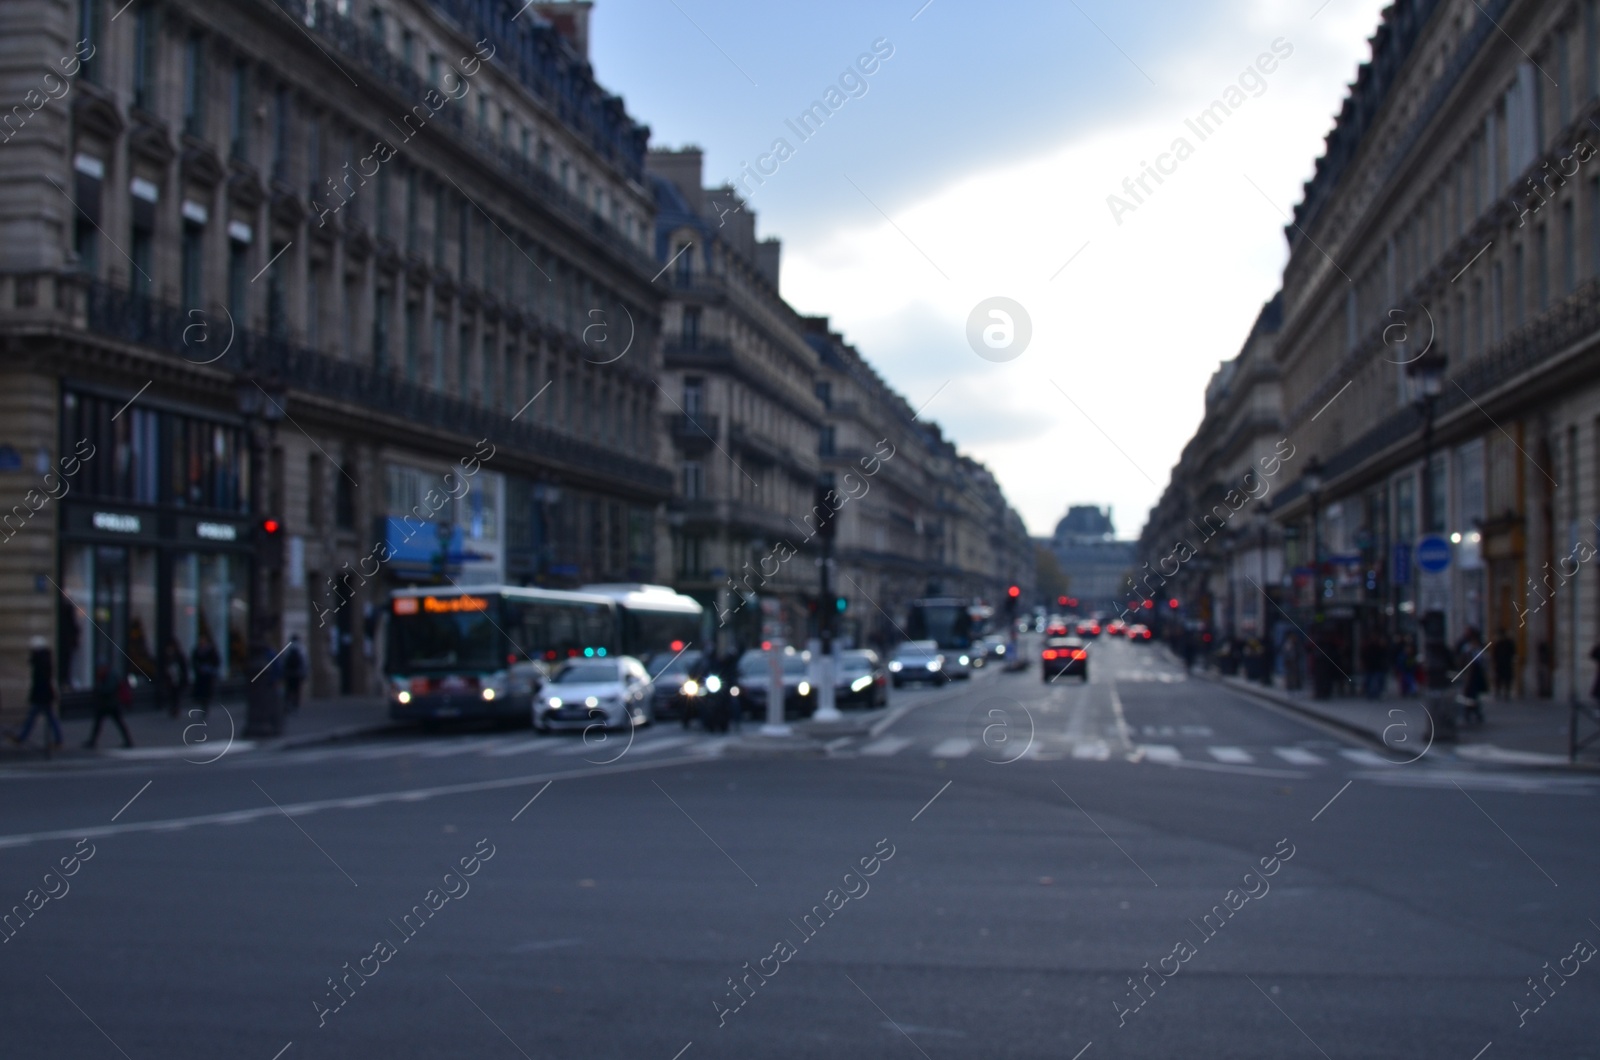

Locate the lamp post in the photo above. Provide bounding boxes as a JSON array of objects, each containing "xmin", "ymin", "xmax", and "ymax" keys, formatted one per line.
[{"xmin": 1301, "ymin": 455, "xmax": 1324, "ymax": 608}]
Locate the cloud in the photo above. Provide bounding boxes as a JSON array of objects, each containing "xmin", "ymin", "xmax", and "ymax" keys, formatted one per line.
[{"xmin": 777, "ymin": 0, "xmax": 1390, "ymax": 537}]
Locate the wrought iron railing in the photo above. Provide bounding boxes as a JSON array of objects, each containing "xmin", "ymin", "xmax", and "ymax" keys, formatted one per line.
[{"xmin": 83, "ymin": 280, "xmax": 672, "ymax": 494}]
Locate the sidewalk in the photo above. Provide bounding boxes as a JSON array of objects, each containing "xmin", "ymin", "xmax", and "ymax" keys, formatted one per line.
[
  {"xmin": 0, "ymin": 695, "xmax": 399, "ymax": 763},
  {"xmin": 1201, "ymin": 668, "xmax": 1600, "ymax": 770}
]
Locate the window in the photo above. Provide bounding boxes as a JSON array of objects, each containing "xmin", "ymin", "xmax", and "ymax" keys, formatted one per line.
[
  {"xmin": 432, "ymin": 316, "xmax": 446, "ymax": 389},
  {"xmin": 401, "ymin": 28, "xmax": 415, "ymax": 69},
  {"xmin": 265, "ymin": 242, "xmax": 288, "ymax": 339},
  {"xmin": 272, "ymin": 86, "xmax": 290, "ymax": 182},
  {"xmin": 675, "ymin": 243, "xmax": 693, "ymax": 286},
  {"xmin": 375, "ymin": 165, "xmax": 390, "ymax": 240},
  {"xmin": 1563, "ymin": 200, "xmax": 1576, "ymax": 294},
  {"xmin": 129, "ymin": 180, "xmax": 155, "ymax": 296},
  {"xmin": 1536, "ymin": 224, "xmax": 1549, "ymax": 312},
  {"xmin": 308, "ymin": 454, "xmax": 325, "ymax": 530},
  {"xmin": 181, "ymin": 221, "xmax": 203, "ymax": 307},
  {"xmin": 457, "ymin": 324, "xmax": 471, "ymax": 395},
  {"xmin": 819, "ymin": 426, "xmax": 836, "ymax": 457},
  {"xmin": 457, "ymin": 199, "xmax": 469, "ymax": 279},
  {"xmin": 433, "ymin": 186, "xmax": 445, "ymax": 267},
  {"xmin": 404, "ymin": 301, "xmax": 420, "ymax": 380},
  {"xmin": 306, "ymin": 116, "xmax": 322, "ymax": 203},
  {"xmin": 1513, "ymin": 244, "xmax": 1525, "ymax": 328},
  {"xmin": 373, "ymin": 287, "xmax": 390, "ymax": 370},
  {"xmin": 229, "ymin": 63, "xmax": 249, "ymax": 161},
  {"xmin": 78, "ymin": 0, "xmax": 101, "ymax": 84},
  {"xmin": 815, "ymin": 381, "xmax": 831, "ymax": 408},
  {"xmin": 428, "ymin": 53, "xmax": 441, "ymax": 87},
  {"xmin": 369, "ymin": 6, "xmax": 385, "ymax": 45},
  {"xmin": 405, "ymin": 169, "xmax": 418, "ymax": 254},
  {"xmin": 307, "ymin": 265, "xmax": 322, "ymax": 348},
  {"xmin": 682, "ymin": 377, "xmax": 704, "ymax": 416},
  {"xmin": 334, "ymin": 459, "xmax": 355, "ymax": 530},
  {"xmin": 132, "ymin": 5, "xmax": 155, "ymax": 108},
  {"xmin": 481, "ymin": 331, "xmax": 495, "ymax": 401},
  {"xmin": 183, "ymin": 35, "xmax": 205, "ymax": 137},
  {"xmin": 227, "ymin": 236, "xmax": 248, "ymax": 326},
  {"xmin": 342, "ymin": 277, "xmax": 357, "ymax": 355},
  {"xmin": 538, "ymin": 141, "xmax": 552, "ymax": 172},
  {"xmin": 1491, "ymin": 260, "xmax": 1504, "ymax": 343},
  {"xmin": 681, "ymin": 306, "xmax": 700, "ymax": 349},
  {"xmin": 682, "ymin": 462, "xmax": 704, "ymax": 500}
]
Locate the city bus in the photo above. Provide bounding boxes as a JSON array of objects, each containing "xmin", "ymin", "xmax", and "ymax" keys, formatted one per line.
[
  {"xmin": 386, "ymin": 584, "xmax": 703, "ymax": 724},
  {"xmin": 905, "ymin": 597, "xmax": 988, "ymax": 658}
]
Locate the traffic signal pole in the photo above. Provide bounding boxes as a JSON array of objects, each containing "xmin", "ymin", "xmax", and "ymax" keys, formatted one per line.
[{"xmin": 812, "ymin": 491, "xmax": 842, "ymax": 721}]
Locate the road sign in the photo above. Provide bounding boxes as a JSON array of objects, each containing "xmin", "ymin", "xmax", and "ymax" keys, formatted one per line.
[{"xmin": 1415, "ymin": 534, "xmax": 1451, "ymax": 573}]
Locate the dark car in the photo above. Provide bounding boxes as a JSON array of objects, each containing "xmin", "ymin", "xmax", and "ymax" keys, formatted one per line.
[
  {"xmin": 644, "ymin": 649, "xmax": 706, "ymax": 720},
  {"xmin": 1042, "ymin": 636, "xmax": 1089, "ymax": 682},
  {"xmin": 734, "ymin": 649, "xmax": 816, "ymax": 718},
  {"xmin": 834, "ymin": 649, "xmax": 888, "ymax": 709}
]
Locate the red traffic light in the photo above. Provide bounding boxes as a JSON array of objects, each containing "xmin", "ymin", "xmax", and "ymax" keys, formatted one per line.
[
  {"xmin": 1057, "ymin": 595, "xmax": 1068, "ymax": 606},
  {"xmin": 261, "ymin": 518, "xmax": 281, "ymax": 534},
  {"xmin": 1168, "ymin": 598, "xmax": 1179, "ymax": 609},
  {"xmin": 1007, "ymin": 585, "xmax": 1020, "ymax": 598},
  {"xmin": 1142, "ymin": 599, "xmax": 1154, "ymax": 610}
]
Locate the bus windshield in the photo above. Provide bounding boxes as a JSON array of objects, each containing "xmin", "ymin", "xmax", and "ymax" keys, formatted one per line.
[
  {"xmin": 389, "ymin": 608, "xmax": 504, "ymax": 673},
  {"xmin": 906, "ymin": 601, "xmax": 974, "ymax": 649}
]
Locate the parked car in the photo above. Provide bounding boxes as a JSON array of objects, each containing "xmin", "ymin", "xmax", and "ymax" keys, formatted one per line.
[
  {"xmin": 889, "ymin": 640, "xmax": 949, "ymax": 687},
  {"xmin": 734, "ymin": 648, "xmax": 816, "ymax": 718},
  {"xmin": 834, "ymin": 649, "xmax": 889, "ymax": 708},
  {"xmin": 644, "ymin": 649, "xmax": 706, "ymax": 720},
  {"xmin": 1041, "ymin": 636, "xmax": 1089, "ymax": 682},
  {"xmin": 534, "ymin": 657, "xmax": 654, "ymax": 732}
]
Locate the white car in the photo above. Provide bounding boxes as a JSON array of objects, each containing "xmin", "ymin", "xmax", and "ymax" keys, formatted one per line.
[
  {"xmin": 889, "ymin": 640, "xmax": 948, "ymax": 687},
  {"xmin": 534, "ymin": 657, "xmax": 653, "ymax": 732}
]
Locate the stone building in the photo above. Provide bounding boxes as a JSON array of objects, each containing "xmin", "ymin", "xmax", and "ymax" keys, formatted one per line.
[{"xmin": 0, "ymin": 0, "xmax": 669, "ymax": 707}]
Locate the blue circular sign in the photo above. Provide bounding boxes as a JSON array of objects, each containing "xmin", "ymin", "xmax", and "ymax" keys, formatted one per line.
[{"xmin": 1415, "ymin": 534, "xmax": 1451, "ymax": 573}]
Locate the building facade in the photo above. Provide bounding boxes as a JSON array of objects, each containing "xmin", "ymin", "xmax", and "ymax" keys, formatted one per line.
[
  {"xmin": 1046, "ymin": 505, "xmax": 1134, "ymax": 615},
  {"xmin": 0, "ymin": 0, "xmax": 670, "ymax": 708}
]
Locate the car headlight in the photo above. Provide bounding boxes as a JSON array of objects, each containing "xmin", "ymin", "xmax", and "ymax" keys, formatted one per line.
[
  {"xmin": 729, "ymin": 686, "xmax": 740, "ymax": 696},
  {"xmin": 705, "ymin": 674, "xmax": 722, "ymax": 693},
  {"xmin": 958, "ymin": 655, "xmax": 970, "ymax": 665},
  {"xmin": 850, "ymin": 675, "xmax": 872, "ymax": 693},
  {"xmin": 797, "ymin": 681, "xmax": 811, "ymax": 696},
  {"xmin": 681, "ymin": 679, "xmax": 699, "ymax": 696},
  {"xmin": 889, "ymin": 661, "xmax": 903, "ymax": 672},
  {"xmin": 547, "ymin": 696, "xmax": 563, "ymax": 709},
  {"xmin": 397, "ymin": 690, "xmax": 412, "ymax": 705},
  {"xmin": 925, "ymin": 661, "xmax": 940, "ymax": 671},
  {"xmin": 585, "ymin": 696, "xmax": 599, "ymax": 708}
]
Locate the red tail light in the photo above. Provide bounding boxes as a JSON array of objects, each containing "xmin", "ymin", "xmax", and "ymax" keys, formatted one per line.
[
  {"xmin": 1042, "ymin": 649, "xmax": 1058, "ymax": 660},
  {"xmin": 1071, "ymin": 650, "xmax": 1088, "ymax": 660}
]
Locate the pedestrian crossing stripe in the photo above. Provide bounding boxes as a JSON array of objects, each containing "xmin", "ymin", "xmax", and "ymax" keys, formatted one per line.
[
  {"xmin": 1207, "ymin": 746, "xmax": 1254, "ymax": 764},
  {"xmin": 861, "ymin": 736, "xmax": 914, "ymax": 756},
  {"xmin": 1273, "ymin": 748, "xmax": 1326, "ymax": 765},
  {"xmin": 930, "ymin": 738, "xmax": 972, "ymax": 758}
]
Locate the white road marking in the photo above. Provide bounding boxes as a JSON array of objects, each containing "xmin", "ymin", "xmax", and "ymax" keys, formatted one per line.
[
  {"xmin": 1140, "ymin": 744, "xmax": 1182, "ymax": 763},
  {"xmin": 1208, "ymin": 746, "xmax": 1255, "ymax": 764},
  {"xmin": 1340, "ymin": 749, "xmax": 1392, "ymax": 767},
  {"xmin": 861, "ymin": 736, "xmax": 914, "ymax": 757},
  {"xmin": 1072, "ymin": 741, "xmax": 1110, "ymax": 760},
  {"xmin": 484, "ymin": 738, "xmax": 561, "ymax": 757},
  {"xmin": 1274, "ymin": 748, "xmax": 1327, "ymax": 766},
  {"xmin": 628, "ymin": 735, "xmax": 698, "ymax": 756},
  {"xmin": 930, "ymin": 738, "xmax": 972, "ymax": 758}
]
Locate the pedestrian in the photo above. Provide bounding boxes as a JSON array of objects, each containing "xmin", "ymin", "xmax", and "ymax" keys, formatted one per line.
[
  {"xmin": 84, "ymin": 664, "xmax": 134, "ymax": 749},
  {"xmin": 281, "ymin": 633, "xmax": 306, "ymax": 713},
  {"xmin": 1491, "ymin": 631, "xmax": 1515, "ymax": 698},
  {"xmin": 160, "ymin": 637, "xmax": 189, "ymax": 717},
  {"xmin": 13, "ymin": 636, "xmax": 63, "ymax": 748},
  {"xmin": 1361, "ymin": 635, "xmax": 1387, "ymax": 699},
  {"xmin": 1395, "ymin": 634, "xmax": 1417, "ymax": 697},
  {"xmin": 191, "ymin": 634, "xmax": 220, "ymax": 716},
  {"xmin": 1455, "ymin": 629, "xmax": 1487, "ymax": 726}
]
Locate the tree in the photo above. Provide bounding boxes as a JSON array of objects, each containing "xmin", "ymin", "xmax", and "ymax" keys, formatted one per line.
[{"xmin": 1034, "ymin": 543, "xmax": 1070, "ymax": 605}]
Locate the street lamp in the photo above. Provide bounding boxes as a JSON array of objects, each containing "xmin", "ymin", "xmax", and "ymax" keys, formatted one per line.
[{"xmin": 1302, "ymin": 455, "xmax": 1324, "ymax": 603}]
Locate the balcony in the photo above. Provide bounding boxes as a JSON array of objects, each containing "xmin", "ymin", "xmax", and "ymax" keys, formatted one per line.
[
  {"xmin": 80, "ymin": 281, "xmax": 673, "ymax": 496},
  {"xmin": 669, "ymin": 413, "xmax": 720, "ymax": 450},
  {"xmin": 663, "ymin": 337, "xmax": 734, "ymax": 367}
]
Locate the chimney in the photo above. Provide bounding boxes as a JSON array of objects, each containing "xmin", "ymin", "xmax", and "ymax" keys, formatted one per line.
[
  {"xmin": 645, "ymin": 147, "xmax": 705, "ymax": 218},
  {"xmin": 533, "ymin": 2, "xmax": 593, "ymax": 59},
  {"xmin": 755, "ymin": 238, "xmax": 781, "ymax": 289}
]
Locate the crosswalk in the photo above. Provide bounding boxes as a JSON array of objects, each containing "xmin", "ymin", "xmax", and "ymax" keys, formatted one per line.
[{"xmin": 843, "ymin": 734, "xmax": 1419, "ymax": 771}]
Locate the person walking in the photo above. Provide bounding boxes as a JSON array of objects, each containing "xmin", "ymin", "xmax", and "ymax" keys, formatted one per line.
[
  {"xmin": 160, "ymin": 637, "xmax": 189, "ymax": 717},
  {"xmin": 1395, "ymin": 634, "xmax": 1417, "ymax": 697},
  {"xmin": 281, "ymin": 634, "xmax": 306, "ymax": 713},
  {"xmin": 1492, "ymin": 631, "xmax": 1516, "ymax": 698},
  {"xmin": 84, "ymin": 664, "xmax": 134, "ymax": 749},
  {"xmin": 13, "ymin": 636, "xmax": 62, "ymax": 748},
  {"xmin": 1361, "ymin": 635, "xmax": 1387, "ymax": 699},
  {"xmin": 1455, "ymin": 629, "xmax": 1487, "ymax": 727},
  {"xmin": 191, "ymin": 634, "xmax": 220, "ymax": 716}
]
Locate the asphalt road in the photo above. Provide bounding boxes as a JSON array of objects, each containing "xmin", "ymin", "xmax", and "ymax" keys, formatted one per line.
[{"xmin": 1, "ymin": 638, "xmax": 1596, "ymax": 1059}]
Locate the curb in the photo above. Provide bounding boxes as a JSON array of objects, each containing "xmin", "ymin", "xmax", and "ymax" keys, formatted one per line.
[{"xmin": 1201, "ymin": 671, "xmax": 1600, "ymax": 773}]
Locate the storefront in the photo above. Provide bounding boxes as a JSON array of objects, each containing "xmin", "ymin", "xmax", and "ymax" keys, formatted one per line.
[{"xmin": 55, "ymin": 386, "xmax": 254, "ymax": 706}]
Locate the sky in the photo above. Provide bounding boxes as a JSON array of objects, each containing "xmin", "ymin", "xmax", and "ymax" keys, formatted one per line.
[{"xmin": 588, "ymin": 0, "xmax": 1392, "ymax": 539}]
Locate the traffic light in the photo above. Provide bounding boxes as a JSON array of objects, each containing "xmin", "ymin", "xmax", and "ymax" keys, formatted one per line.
[
  {"xmin": 835, "ymin": 595, "xmax": 848, "ymax": 613},
  {"xmin": 1007, "ymin": 585, "xmax": 1020, "ymax": 599},
  {"xmin": 1168, "ymin": 598, "xmax": 1179, "ymax": 609},
  {"xmin": 256, "ymin": 516, "xmax": 284, "ymax": 567},
  {"xmin": 1057, "ymin": 595, "xmax": 1068, "ymax": 607}
]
